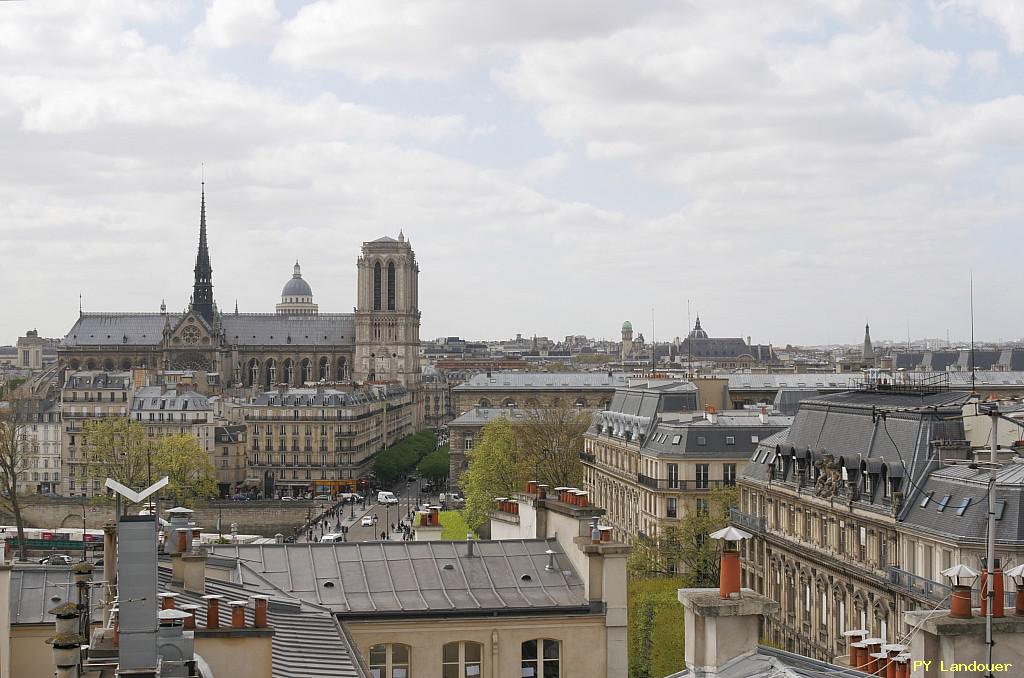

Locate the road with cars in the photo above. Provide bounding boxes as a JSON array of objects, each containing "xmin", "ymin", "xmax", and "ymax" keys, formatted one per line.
[{"xmin": 297, "ymin": 476, "xmax": 455, "ymax": 543}]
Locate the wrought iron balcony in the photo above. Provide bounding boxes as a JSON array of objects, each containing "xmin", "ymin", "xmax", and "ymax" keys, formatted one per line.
[
  {"xmin": 729, "ymin": 508, "xmax": 766, "ymax": 533},
  {"xmin": 636, "ymin": 474, "xmax": 724, "ymax": 491}
]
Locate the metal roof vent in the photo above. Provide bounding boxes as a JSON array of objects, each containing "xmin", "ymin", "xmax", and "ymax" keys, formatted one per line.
[
  {"xmin": 442, "ymin": 563, "xmax": 455, "ymax": 570},
  {"xmin": 466, "ymin": 535, "xmax": 475, "ymax": 557},
  {"xmin": 323, "ymin": 581, "xmax": 335, "ymax": 588},
  {"xmin": 544, "ymin": 549, "xmax": 557, "ymax": 571},
  {"xmin": 520, "ymin": 574, "xmax": 532, "ymax": 582}
]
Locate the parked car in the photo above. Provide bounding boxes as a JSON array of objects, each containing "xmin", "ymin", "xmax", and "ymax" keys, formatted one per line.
[
  {"xmin": 319, "ymin": 533, "xmax": 345, "ymax": 543},
  {"xmin": 360, "ymin": 515, "xmax": 375, "ymax": 527},
  {"xmin": 280, "ymin": 496, "xmax": 294, "ymax": 501},
  {"xmin": 39, "ymin": 554, "xmax": 73, "ymax": 565},
  {"xmin": 313, "ymin": 494, "xmax": 332, "ymax": 502}
]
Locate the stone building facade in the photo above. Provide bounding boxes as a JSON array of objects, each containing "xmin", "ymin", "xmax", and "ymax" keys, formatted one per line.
[
  {"xmin": 580, "ymin": 382, "xmax": 788, "ymax": 544},
  {"xmin": 241, "ymin": 384, "xmax": 414, "ymax": 497},
  {"xmin": 13, "ymin": 398, "xmax": 62, "ymax": 495},
  {"xmin": 213, "ymin": 424, "xmax": 248, "ymax": 496},
  {"xmin": 57, "ymin": 189, "xmax": 423, "ymax": 428},
  {"xmin": 727, "ymin": 387, "xmax": 1023, "ymax": 662},
  {"xmin": 60, "ymin": 371, "xmax": 135, "ymax": 497}
]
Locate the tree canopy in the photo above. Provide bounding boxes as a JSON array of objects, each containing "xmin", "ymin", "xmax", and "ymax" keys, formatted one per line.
[
  {"xmin": 81, "ymin": 417, "xmax": 152, "ymax": 490},
  {"xmin": 460, "ymin": 418, "xmax": 525, "ymax": 529},
  {"xmin": 627, "ymin": 486, "xmax": 738, "ymax": 586},
  {"xmin": 154, "ymin": 434, "xmax": 218, "ymax": 507},
  {"xmin": 372, "ymin": 430, "xmax": 438, "ymax": 487},
  {"xmin": 416, "ymin": 445, "xmax": 449, "ymax": 484},
  {"xmin": 0, "ymin": 397, "xmax": 31, "ymax": 561}
]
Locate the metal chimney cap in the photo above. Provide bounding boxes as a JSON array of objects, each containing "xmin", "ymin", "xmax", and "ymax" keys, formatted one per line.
[
  {"xmin": 227, "ymin": 600, "xmax": 249, "ymax": 607},
  {"xmin": 164, "ymin": 507, "xmax": 194, "ymax": 514},
  {"xmin": 201, "ymin": 594, "xmax": 224, "ymax": 601},
  {"xmin": 159, "ymin": 609, "xmax": 192, "ymax": 620}
]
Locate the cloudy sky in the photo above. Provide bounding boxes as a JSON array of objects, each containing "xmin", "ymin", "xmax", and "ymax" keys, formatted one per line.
[{"xmin": 2, "ymin": 1, "xmax": 1023, "ymax": 347}]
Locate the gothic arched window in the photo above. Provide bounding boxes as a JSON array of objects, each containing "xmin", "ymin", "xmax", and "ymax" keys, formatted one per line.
[
  {"xmin": 387, "ymin": 261, "xmax": 396, "ymax": 310},
  {"xmin": 373, "ymin": 262, "xmax": 382, "ymax": 310}
]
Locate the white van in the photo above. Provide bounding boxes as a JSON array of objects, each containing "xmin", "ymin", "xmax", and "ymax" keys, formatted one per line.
[
  {"xmin": 377, "ymin": 491, "xmax": 399, "ymax": 505},
  {"xmin": 319, "ymin": 533, "xmax": 344, "ymax": 543}
]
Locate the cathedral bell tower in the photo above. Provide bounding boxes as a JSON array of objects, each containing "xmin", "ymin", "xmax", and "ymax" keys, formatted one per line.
[{"xmin": 353, "ymin": 232, "xmax": 422, "ymax": 422}]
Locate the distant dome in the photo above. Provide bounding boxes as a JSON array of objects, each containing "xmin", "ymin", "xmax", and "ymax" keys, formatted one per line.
[
  {"xmin": 689, "ymin": 316, "xmax": 708, "ymax": 339},
  {"xmin": 282, "ymin": 261, "xmax": 313, "ymax": 298},
  {"xmin": 622, "ymin": 320, "xmax": 633, "ymax": 331}
]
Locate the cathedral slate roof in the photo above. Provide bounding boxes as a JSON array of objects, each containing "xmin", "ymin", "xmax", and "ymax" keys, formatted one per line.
[{"xmin": 62, "ymin": 313, "xmax": 356, "ymax": 348}]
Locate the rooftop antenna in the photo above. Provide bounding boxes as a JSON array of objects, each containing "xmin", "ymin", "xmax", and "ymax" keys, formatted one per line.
[
  {"xmin": 79, "ymin": 292, "xmax": 83, "ymax": 316},
  {"xmin": 970, "ymin": 271, "xmax": 976, "ymax": 394},
  {"xmin": 686, "ymin": 299, "xmax": 692, "ymax": 379},
  {"xmin": 651, "ymin": 306, "xmax": 656, "ymax": 377}
]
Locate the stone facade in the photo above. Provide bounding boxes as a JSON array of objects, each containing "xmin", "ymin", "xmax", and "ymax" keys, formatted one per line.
[
  {"xmin": 242, "ymin": 384, "xmax": 415, "ymax": 497},
  {"xmin": 581, "ymin": 383, "xmax": 788, "ymax": 545},
  {"xmin": 60, "ymin": 371, "xmax": 135, "ymax": 497},
  {"xmin": 13, "ymin": 398, "xmax": 61, "ymax": 495},
  {"xmin": 451, "ymin": 372, "xmax": 625, "ymax": 417}
]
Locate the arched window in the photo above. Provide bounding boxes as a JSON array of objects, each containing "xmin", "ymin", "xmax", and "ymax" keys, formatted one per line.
[
  {"xmin": 442, "ymin": 641, "xmax": 482, "ymax": 677},
  {"xmin": 300, "ymin": 358, "xmax": 312, "ymax": 383},
  {"xmin": 521, "ymin": 639, "xmax": 560, "ymax": 678},
  {"xmin": 265, "ymin": 359, "xmax": 276, "ymax": 389},
  {"xmin": 103, "ymin": 359, "xmax": 114, "ymax": 371},
  {"xmin": 575, "ymin": 397, "xmax": 587, "ymax": 408},
  {"xmin": 319, "ymin": 357, "xmax": 330, "ymax": 380},
  {"xmin": 120, "ymin": 358, "xmax": 132, "ymax": 370},
  {"xmin": 502, "ymin": 398, "xmax": 516, "ymax": 408},
  {"xmin": 86, "ymin": 359, "xmax": 96, "ymax": 370},
  {"xmin": 336, "ymin": 357, "xmax": 347, "ymax": 381},
  {"xmin": 387, "ymin": 261, "xmax": 396, "ymax": 310},
  {"xmin": 373, "ymin": 262, "xmax": 382, "ymax": 310},
  {"xmin": 369, "ymin": 643, "xmax": 410, "ymax": 678},
  {"xmin": 478, "ymin": 398, "xmax": 491, "ymax": 408}
]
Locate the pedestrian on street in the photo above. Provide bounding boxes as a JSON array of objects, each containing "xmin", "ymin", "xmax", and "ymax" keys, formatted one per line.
[{"xmin": 380, "ymin": 531, "xmax": 386, "ymax": 541}]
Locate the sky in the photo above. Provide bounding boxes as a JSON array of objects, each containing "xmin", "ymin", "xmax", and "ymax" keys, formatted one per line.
[{"xmin": 1, "ymin": 0, "xmax": 1023, "ymax": 347}]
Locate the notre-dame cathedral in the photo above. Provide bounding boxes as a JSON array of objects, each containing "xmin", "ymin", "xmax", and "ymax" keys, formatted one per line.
[{"xmin": 58, "ymin": 187, "xmax": 422, "ymax": 411}]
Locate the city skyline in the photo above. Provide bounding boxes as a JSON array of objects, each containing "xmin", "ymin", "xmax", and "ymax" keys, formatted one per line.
[{"xmin": 2, "ymin": 2, "xmax": 1024, "ymax": 345}]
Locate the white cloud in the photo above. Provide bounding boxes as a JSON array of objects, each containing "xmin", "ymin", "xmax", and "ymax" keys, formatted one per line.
[
  {"xmin": 1, "ymin": 2, "xmax": 1023, "ymax": 345},
  {"xmin": 967, "ymin": 49, "xmax": 1000, "ymax": 76},
  {"xmin": 191, "ymin": 0, "xmax": 281, "ymax": 49},
  {"xmin": 949, "ymin": 0, "xmax": 1024, "ymax": 52}
]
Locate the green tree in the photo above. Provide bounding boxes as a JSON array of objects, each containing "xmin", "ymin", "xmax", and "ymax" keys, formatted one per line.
[
  {"xmin": 81, "ymin": 417, "xmax": 153, "ymax": 491},
  {"xmin": 154, "ymin": 434, "xmax": 218, "ymax": 507},
  {"xmin": 373, "ymin": 430, "xmax": 438, "ymax": 486},
  {"xmin": 460, "ymin": 419, "xmax": 524, "ymax": 529},
  {"xmin": 627, "ymin": 486, "xmax": 738, "ymax": 586},
  {"xmin": 0, "ymin": 398, "xmax": 31, "ymax": 561},
  {"xmin": 516, "ymin": 405, "xmax": 590, "ymax": 489},
  {"xmin": 417, "ymin": 445, "xmax": 449, "ymax": 484}
]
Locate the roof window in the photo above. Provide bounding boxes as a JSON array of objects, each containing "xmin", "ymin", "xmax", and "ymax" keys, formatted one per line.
[
  {"xmin": 955, "ymin": 498, "xmax": 971, "ymax": 516},
  {"xmin": 919, "ymin": 492, "xmax": 933, "ymax": 508},
  {"xmin": 696, "ymin": 436, "xmax": 707, "ymax": 446},
  {"xmin": 936, "ymin": 495, "xmax": 951, "ymax": 512},
  {"xmin": 995, "ymin": 500, "xmax": 1006, "ymax": 520},
  {"xmin": 672, "ymin": 435, "xmax": 681, "ymax": 445}
]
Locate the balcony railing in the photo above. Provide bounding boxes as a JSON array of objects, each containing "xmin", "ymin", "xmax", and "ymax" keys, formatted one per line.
[
  {"xmin": 888, "ymin": 566, "xmax": 1017, "ymax": 608},
  {"xmin": 636, "ymin": 474, "xmax": 727, "ymax": 491},
  {"xmin": 579, "ymin": 452, "xmax": 596, "ymax": 463},
  {"xmin": 730, "ymin": 508, "xmax": 766, "ymax": 533}
]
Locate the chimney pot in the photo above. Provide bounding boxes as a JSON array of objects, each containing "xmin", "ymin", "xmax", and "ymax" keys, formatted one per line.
[
  {"xmin": 159, "ymin": 592, "xmax": 178, "ymax": 610},
  {"xmin": 229, "ymin": 600, "xmax": 248, "ymax": 629},
  {"xmin": 202, "ymin": 594, "xmax": 223, "ymax": 630},
  {"xmin": 251, "ymin": 595, "xmax": 269, "ymax": 628},
  {"xmin": 180, "ymin": 604, "xmax": 198, "ymax": 630}
]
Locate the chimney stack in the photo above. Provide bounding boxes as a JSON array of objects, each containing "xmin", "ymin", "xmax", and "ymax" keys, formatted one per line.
[
  {"xmin": 202, "ymin": 595, "xmax": 223, "ymax": 630},
  {"xmin": 709, "ymin": 526, "xmax": 750, "ymax": 599},
  {"xmin": 229, "ymin": 601, "xmax": 248, "ymax": 629},
  {"xmin": 251, "ymin": 595, "xmax": 269, "ymax": 628}
]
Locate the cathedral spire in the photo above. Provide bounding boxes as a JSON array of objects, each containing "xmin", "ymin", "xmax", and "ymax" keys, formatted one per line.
[
  {"xmin": 862, "ymin": 322, "xmax": 874, "ymax": 361},
  {"xmin": 192, "ymin": 182, "xmax": 215, "ymax": 324}
]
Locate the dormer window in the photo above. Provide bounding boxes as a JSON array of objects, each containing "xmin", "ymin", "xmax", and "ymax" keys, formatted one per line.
[{"xmin": 864, "ymin": 474, "xmax": 873, "ymax": 497}]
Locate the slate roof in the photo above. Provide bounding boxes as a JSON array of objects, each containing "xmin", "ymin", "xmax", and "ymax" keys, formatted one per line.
[
  {"xmin": 772, "ymin": 388, "xmax": 821, "ymax": 416},
  {"xmin": 62, "ymin": 313, "xmax": 355, "ymax": 348},
  {"xmin": 640, "ymin": 413, "xmax": 792, "ymax": 458},
  {"xmin": 741, "ymin": 390, "xmax": 970, "ymax": 518},
  {"xmin": 8, "ymin": 565, "xmax": 105, "ymax": 625},
  {"xmin": 247, "ymin": 385, "xmax": 406, "ymax": 408},
  {"xmin": 132, "ymin": 386, "xmax": 211, "ymax": 412},
  {"xmin": 206, "ymin": 539, "xmax": 589, "ymax": 618},
  {"xmin": 157, "ymin": 568, "xmax": 366, "ymax": 678},
  {"xmin": 666, "ymin": 645, "xmax": 869, "ymax": 678},
  {"xmin": 720, "ymin": 371, "xmax": 1024, "ymax": 391},
  {"xmin": 454, "ymin": 372, "xmax": 628, "ymax": 392},
  {"xmin": 63, "ymin": 371, "xmax": 133, "ymax": 389},
  {"xmin": 902, "ymin": 462, "xmax": 1024, "ymax": 546},
  {"xmin": 448, "ymin": 407, "xmax": 530, "ymax": 427}
]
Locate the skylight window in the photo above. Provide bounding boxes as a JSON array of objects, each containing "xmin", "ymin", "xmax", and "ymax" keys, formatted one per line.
[
  {"xmin": 995, "ymin": 500, "xmax": 1006, "ymax": 520},
  {"xmin": 919, "ymin": 492, "xmax": 933, "ymax": 508},
  {"xmin": 672, "ymin": 435, "xmax": 681, "ymax": 445},
  {"xmin": 936, "ymin": 495, "xmax": 951, "ymax": 512},
  {"xmin": 955, "ymin": 498, "xmax": 971, "ymax": 516}
]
